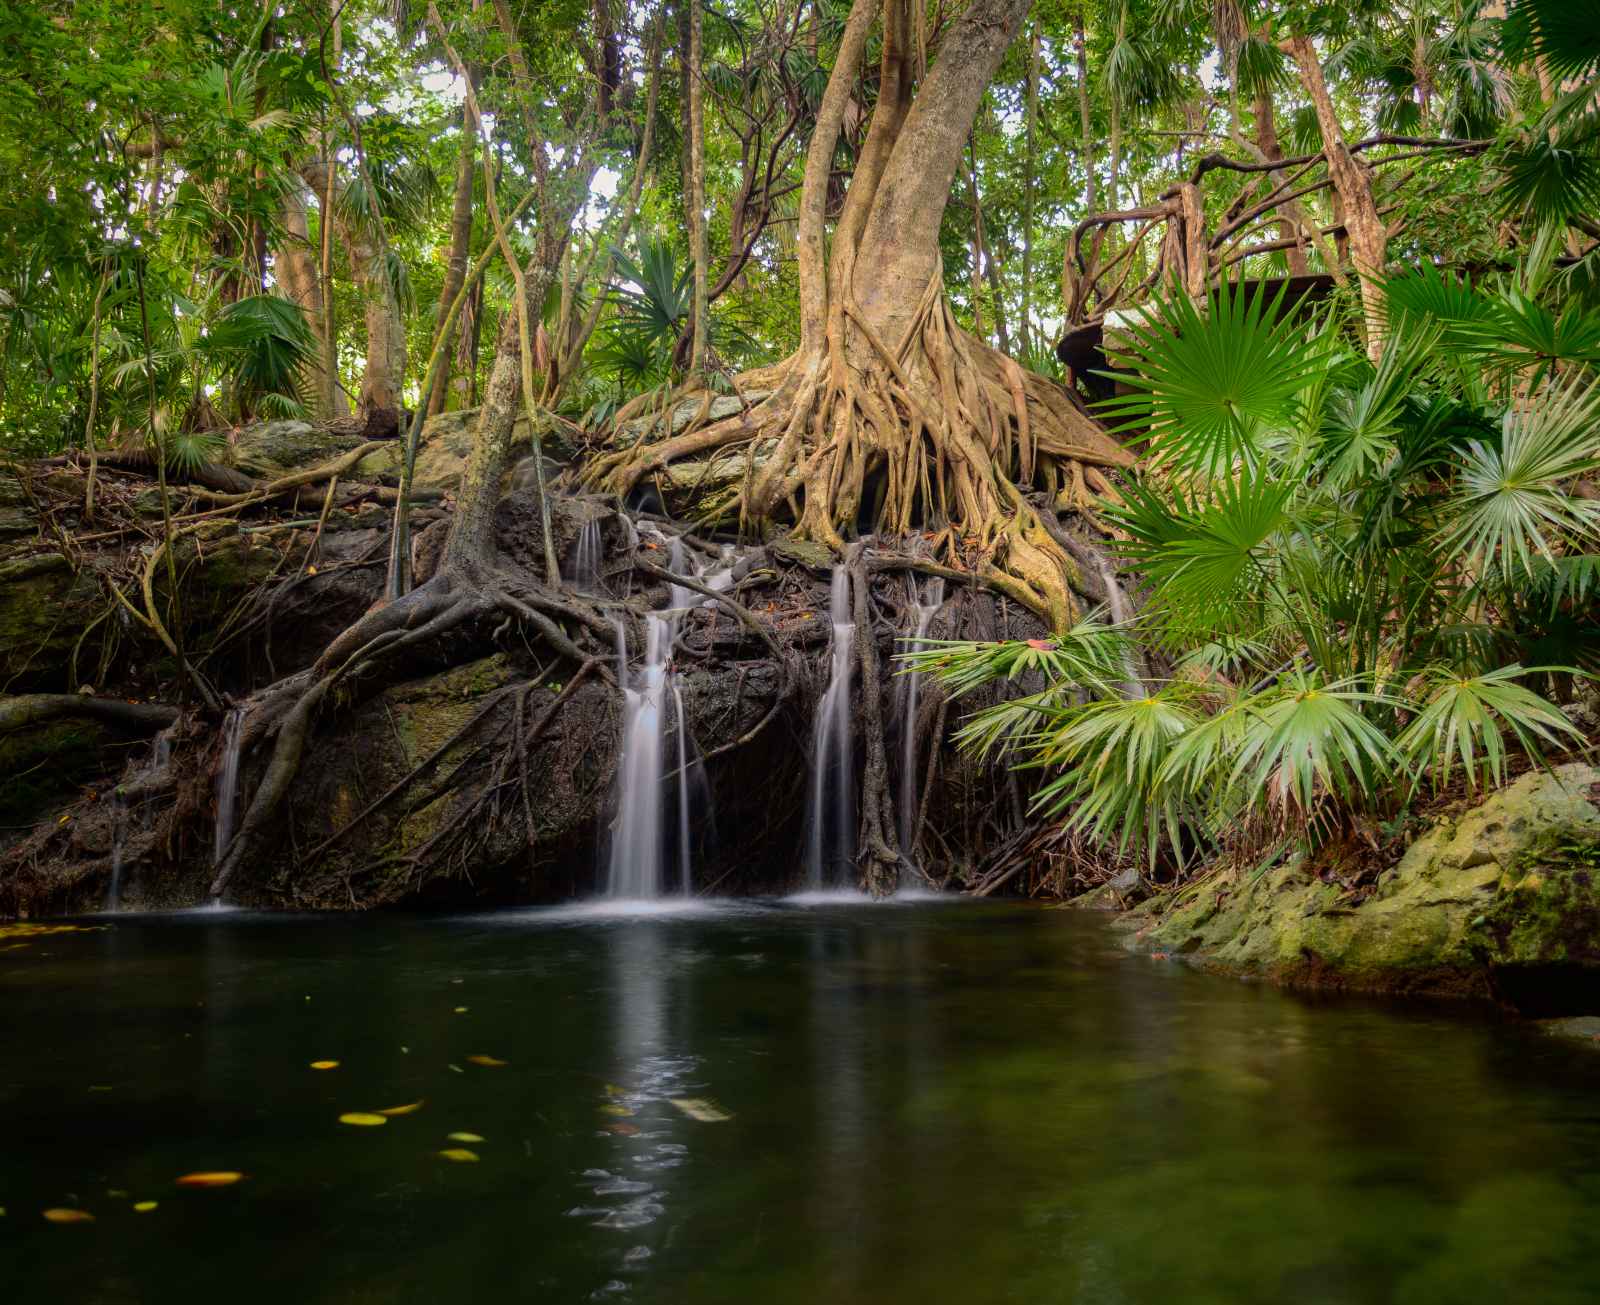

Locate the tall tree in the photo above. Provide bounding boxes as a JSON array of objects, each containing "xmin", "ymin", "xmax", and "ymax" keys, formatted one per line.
[{"xmin": 593, "ymin": 0, "xmax": 1132, "ymax": 632}]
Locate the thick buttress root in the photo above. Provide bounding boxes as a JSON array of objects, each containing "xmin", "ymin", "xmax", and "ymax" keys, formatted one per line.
[
  {"xmin": 206, "ymin": 561, "xmax": 615, "ymax": 899},
  {"xmin": 586, "ymin": 278, "xmax": 1135, "ymax": 629}
]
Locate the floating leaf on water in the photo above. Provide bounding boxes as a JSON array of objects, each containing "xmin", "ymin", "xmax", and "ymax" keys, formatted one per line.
[
  {"xmin": 599, "ymin": 1104, "xmax": 635, "ymax": 1117},
  {"xmin": 446, "ymin": 1132, "xmax": 485, "ymax": 1143},
  {"xmin": 133, "ymin": 1201, "xmax": 158, "ymax": 1213},
  {"xmin": 437, "ymin": 1148, "xmax": 479, "ymax": 1163},
  {"xmin": 338, "ymin": 1113, "xmax": 388, "ymax": 1127},
  {"xmin": 453, "ymin": 1007, "xmax": 469, "ymax": 1014},
  {"xmin": 42, "ymin": 1208, "xmax": 94, "ymax": 1223},
  {"xmin": 669, "ymin": 1097, "xmax": 732, "ymax": 1123},
  {"xmin": 448, "ymin": 1064, "xmax": 464, "ymax": 1074},
  {"xmin": 605, "ymin": 1123, "xmax": 640, "ymax": 1136},
  {"xmin": 0, "ymin": 923, "xmax": 104, "ymax": 939},
  {"xmin": 466, "ymin": 1055, "xmax": 507, "ymax": 1067},
  {"xmin": 107, "ymin": 1190, "xmax": 128, "ymax": 1198},
  {"xmin": 309, "ymin": 1060, "xmax": 339, "ymax": 1070},
  {"xmin": 604, "ymin": 1084, "xmax": 627, "ymax": 1098},
  {"xmin": 377, "ymin": 1100, "xmax": 425, "ymax": 1117},
  {"xmin": 175, "ymin": 1172, "xmax": 245, "ymax": 1188}
]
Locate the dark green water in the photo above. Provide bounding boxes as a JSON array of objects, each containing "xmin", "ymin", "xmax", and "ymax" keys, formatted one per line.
[{"xmin": 3, "ymin": 898, "xmax": 1600, "ymax": 1304}]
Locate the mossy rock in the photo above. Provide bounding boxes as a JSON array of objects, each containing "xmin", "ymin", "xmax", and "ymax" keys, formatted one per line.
[
  {"xmin": 1129, "ymin": 763, "xmax": 1600, "ymax": 1005},
  {"xmin": 228, "ymin": 420, "xmax": 368, "ymax": 478}
]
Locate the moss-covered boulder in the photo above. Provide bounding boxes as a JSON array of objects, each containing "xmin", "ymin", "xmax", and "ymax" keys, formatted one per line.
[{"xmin": 1126, "ymin": 763, "xmax": 1600, "ymax": 1006}]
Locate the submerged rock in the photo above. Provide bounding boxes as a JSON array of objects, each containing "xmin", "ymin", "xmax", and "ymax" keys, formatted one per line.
[{"xmin": 1126, "ymin": 763, "xmax": 1600, "ymax": 1008}]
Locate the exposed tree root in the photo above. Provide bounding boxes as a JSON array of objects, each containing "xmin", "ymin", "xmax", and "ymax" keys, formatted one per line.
[
  {"xmin": 587, "ymin": 278, "xmax": 1134, "ymax": 630},
  {"xmin": 0, "ymin": 694, "xmax": 179, "ymax": 734},
  {"xmin": 204, "ymin": 553, "xmax": 626, "ymax": 899}
]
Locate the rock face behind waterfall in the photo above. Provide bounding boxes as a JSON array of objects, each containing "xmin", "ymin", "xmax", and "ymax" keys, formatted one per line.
[
  {"xmin": 2, "ymin": 446, "xmax": 1046, "ymax": 913},
  {"xmin": 1120, "ymin": 763, "xmax": 1600, "ymax": 1010}
]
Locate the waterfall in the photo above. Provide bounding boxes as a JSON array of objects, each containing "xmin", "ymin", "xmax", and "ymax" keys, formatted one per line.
[
  {"xmin": 671, "ymin": 681, "xmax": 692, "ymax": 895},
  {"xmin": 106, "ymin": 791, "xmax": 127, "ymax": 911},
  {"xmin": 570, "ymin": 518, "xmax": 604, "ymax": 593},
  {"xmin": 213, "ymin": 707, "xmax": 245, "ymax": 866},
  {"xmin": 1097, "ymin": 559, "xmax": 1146, "ymax": 699},
  {"xmin": 608, "ymin": 616, "xmax": 671, "ymax": 899},
  {"xmin": 606, "ymin": 532, "xmax": 716, "ymax": 899},
  {"xmin": 897, "ymin": 577, "xmax": 946, "ymax": 865},
  {"xmin": 805, "ymin": 567, "xmax": 856, "ymax": 889}
]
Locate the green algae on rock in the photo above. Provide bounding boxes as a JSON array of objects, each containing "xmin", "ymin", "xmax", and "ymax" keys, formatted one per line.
[{"xmin": 1122, "ymin": 763, "xmax": 1600, "ymax": 1006}]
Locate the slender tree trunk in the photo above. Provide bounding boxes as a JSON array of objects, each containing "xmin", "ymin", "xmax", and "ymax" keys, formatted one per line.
[
  {"xmin": 343, "ymin": 219, "xmax": 408, "ymax": 430},
  {"xmin": 1285, "ymin": 34, "xmax": 1386, "ymax": 360},
  {"xmin": 967, "ymin": 144, "xmax": 1009, "ymax": 353},
  {"xmin": 275, "ymin": 185, "xmax": 344, "ymax": 418},
  {"xmin": 1252, "ymin": 89, "xmax": 1309, "ymax": 277},
  {"xmin": 687, "ymin": 0, "xmax": 709, "ymax": 373},
  {"xmin": 452, "ymin": 277, "xmax": 483, "ymax": 409},
  {"xmin": 428, "ymin": 101, "xmax": 478, "ymax": 417},
  {"xmin": 1020, "ymin": 19, "xmax": 1039, "ymax": 358},
  {"xmin": 1074, "ymin": 10, "xmax": 1095, "ymax": 215}
]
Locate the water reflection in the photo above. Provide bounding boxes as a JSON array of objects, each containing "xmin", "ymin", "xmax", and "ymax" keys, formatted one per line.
[
  {"xmin": 5, "ymin": 905, "xmax": 1600, "ymax": 1305},
  {"xmin": 571, "ymin": 923, "xmax": 698, "ymax": 1291}
]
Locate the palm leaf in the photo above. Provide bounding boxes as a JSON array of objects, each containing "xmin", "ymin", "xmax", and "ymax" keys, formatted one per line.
[
  {"xmin": 1096, "ymin": 282, "xmax": 1327, "ymax": 477},
  {"xmin": 1399, "ymin": 663, "xmax": 1586, "ymax": 794}
]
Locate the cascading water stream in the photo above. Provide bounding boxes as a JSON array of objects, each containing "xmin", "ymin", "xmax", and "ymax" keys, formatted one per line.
[
  {"xmin": 570, "ymin": 518, "xmax": 604, "ymax": 594},
  {"xmin": 606, "ymin": 531, "xmax": 716, "ymax": 899},
  {"xmin": 106, "ymin": 792, "xmax": 127, "ymax": 911},
  {"xmin": 608, "ymin": 616, "xmax": 671, "ymax": 899},
  {"xmin": 213, "ymin": 707, "xmax": 245, "ymax": 867},
  {"xmin": 897, "ymin": 577, "xmax": 946, "ymax": 867},
  {"xmin": 805, "ymin": 567, "xmax": 856, "ymax": 889}
]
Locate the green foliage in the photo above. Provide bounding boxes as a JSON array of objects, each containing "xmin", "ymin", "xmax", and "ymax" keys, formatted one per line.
[
  {"xmin": 929, "ymin": 258, "xmax": 1597, "ymax": 867},
  {"xmin": 1097, "ymin": 283, "xmax": 1329, "ymax": 476},
  {"xmin": 1400, "ymin": 664, "xmax": 1586, "ymax": 795}
]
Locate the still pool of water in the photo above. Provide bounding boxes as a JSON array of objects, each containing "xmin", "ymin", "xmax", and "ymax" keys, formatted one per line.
[{"xmin": 3, "ymin": 899, "xmax": 1600, "ymax": 1303}]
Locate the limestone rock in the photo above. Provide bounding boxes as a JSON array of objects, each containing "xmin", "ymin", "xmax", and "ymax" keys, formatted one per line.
[
  {"xmin": 229, "ymin": 420, "xmax": 366, "ymax": 478},
  {"xmin": 1127, "ymin": 763, "xmax": 1600, "ymax": 1005}
]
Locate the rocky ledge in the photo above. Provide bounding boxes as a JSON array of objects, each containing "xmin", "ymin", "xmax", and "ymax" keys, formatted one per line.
[{"xmin": 1114, "ymin": 763, "xmax": 1600, "ymax": 1013}]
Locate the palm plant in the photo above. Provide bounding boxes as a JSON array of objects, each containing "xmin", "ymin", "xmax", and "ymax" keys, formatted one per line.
[{"xmin": 908, "ymin": 276, "xmax": 1596, "ymax": 868}]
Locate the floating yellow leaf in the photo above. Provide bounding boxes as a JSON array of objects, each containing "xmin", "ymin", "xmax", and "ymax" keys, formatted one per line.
[
  {"xmin": 605, "ymin": 1123, "xmax": 639, "ymax": 1136},
  {"xmin": 669, "ymin": 1097, "xmax": 732, "ymax": 1123},
  {"xmin": 377, "ymin": 1100, "xmax": 425, "ymax": 1116},
  {"xmin": 176, "ymin": 1172, "xmax": 245, "ymax": 1188},
  {"xmin": 453, "ymin": 1007, "xmax": 468, "ymax": 1014},
  {"xmin": 437, "ymin": 1148, "xmax": 479, "ymax": 1163},
  {"xmin": 133, "ymin": 1201, "xmax": 158, "ymax": 1213},
  {"xmin": 604, "ymin": 1084, "xmax": 627, "ymax": 1098},
  {"xmin": 465, "ymin": 1055, "xmax": 507, "ymax": 1067},
  {"xmin": 446, "ymin": 1132, "xmax": 484, "ymax": 1143},
  {"xmin": 0, "ymin": 922, "xmax": 104, "ymax": 939},
  {"xmin": 599, "ymin": 1104, "xmax": 634, "ymax": 1117},
  {"xmin": 338, "ymin": 1113, "xmax": 388, "ymax": 1127},
  {"xmin": 43, "ymin": 1208, "xmax": 94, "ymax": 1223},
  {"xmin": 309, "ymin": 1060, "xmax": 339, "ymax": 1070}
]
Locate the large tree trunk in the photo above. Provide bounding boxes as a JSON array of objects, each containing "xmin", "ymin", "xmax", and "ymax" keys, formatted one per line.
[
  {"xmin": 427, "ymin": 103, "xmax": 477, "ymax": 418},
  {"xmin": 1286, "ymin": 34, "xmax": 1387, "ymax": 360},
  {"xmin": 592, "ymin": 0, "xmax": 1132, "ymax": 632}
]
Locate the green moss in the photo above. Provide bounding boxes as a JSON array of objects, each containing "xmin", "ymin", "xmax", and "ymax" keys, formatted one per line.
[
  {"xmin": 1127, "ymin": 763, "xmax": 1600, "ymax": 997},
  {"xmin": 0, "ymin": 721, "xmax": 118, "ymax": 829}
]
